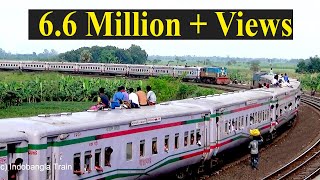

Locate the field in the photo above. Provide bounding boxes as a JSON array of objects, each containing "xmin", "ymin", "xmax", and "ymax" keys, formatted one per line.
[{"xmin": 0, "ymin": 71, "xmax": 222, "ymax": 119}]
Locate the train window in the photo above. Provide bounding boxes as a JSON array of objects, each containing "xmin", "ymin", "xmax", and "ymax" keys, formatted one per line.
[
  {"xmin": 46, "ymin": 156, "xmax": 51, "ymax": 179},
  {"xmin": 84, "ymin": 151, "xmax": 92, "ymax": 173},
  {"xmin": 262, "ymin": 111, "xmax": 265, "ymax": 121},
  {"xmin": 225, "ymin": 122, "xmax": 228, "ymax": 134},
  {"xmin": 73, "ymin": 153, "xmax": 81, "ymax": 175},
  {"xmin": 196, "ymin": 129, "xmax": 201, "ymax": 146},
  {"xmin": 175, "ymin": 133, "xmax": 179, "ymax": 149},
  {"xmin": 241, "ymin": 116, "xmax": 244, "ymax": 127},
  {"xmin": 190, "ymin": 131, "xmax": 195, "ymax": 145},
  {"xmin": 280, "ymin": 109, "xmax": 283, "ymax": 115},
  {"xmin": 164, "ymin": 135, "xmax": 169, "ymax": 152},
  {"xmin": 250, "ymin": 116, "xmax": 254, "ymax": 125},
  {"xmin": 235, "ymin": 118, "xmax": 238, "ymax": 130},
  {"xmin": 238, "ymin": 118, "xmax": 241, "ymax": 129},
  {"xmin": 184, "ymin": 131, "xmax": 188, "ymax": 147},
  {"xmin": 140, "ymin": 140, "xmax": 145, "ymax": 157},
  {"xmin": 95, "ymin": 149, "xmax": 102, "ymax": 170},
  {"xmin": 104, "ymin": 147, "xmax": 113, "ymax": 167},
  {"xmin": 255, "ymin": 112, "xmax": 258, "ymax": 123},
  {"xmin": 152, "ymin": 138, "xmax": 158, "ymax": 154},
  {"xmin": 126, "ymin": 142, "xmax": 132, "ymax": 160}
]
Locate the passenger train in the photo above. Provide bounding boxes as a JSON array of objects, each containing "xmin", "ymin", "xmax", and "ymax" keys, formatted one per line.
[
  {"xmin": 0, "ymin": 75, "xmax": 301, "ymax": 180},
  {"xmin": 0, "ymin": 60, "xmax": 230, "ymax": 85}
]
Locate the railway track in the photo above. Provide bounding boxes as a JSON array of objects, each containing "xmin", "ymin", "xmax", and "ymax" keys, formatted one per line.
[{"xmin": 261, "ymin": 94, "xmax": 320, "ymax": 180}]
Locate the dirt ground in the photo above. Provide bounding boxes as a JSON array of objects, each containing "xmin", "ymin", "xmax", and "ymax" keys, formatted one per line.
[{"xmin": 208, "ymin": 103, "xmax": 320, "ymax": 180}]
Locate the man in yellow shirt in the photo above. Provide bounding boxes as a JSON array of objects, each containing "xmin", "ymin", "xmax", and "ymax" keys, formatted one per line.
[{"xmin": 136, "ymin": 87, "xmax": 147, "ymax": 106}]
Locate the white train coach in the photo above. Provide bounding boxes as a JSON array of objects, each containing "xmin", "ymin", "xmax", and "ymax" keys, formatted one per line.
[{"xmin": 0, "ymin": 77, "xmax": 301, "ymax": 180}]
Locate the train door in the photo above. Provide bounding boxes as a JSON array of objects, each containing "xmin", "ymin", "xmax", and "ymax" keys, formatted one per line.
[
  {"xmin": 5, "ymin": 141, "xmax": 28, "ymax": 180},
  {"xmin": 46, "ymin": 137, "xmax": 58, "ymax": 180},
  {"xmin": 201, "ymin": 113, "xmax": 210, "ymax": 160}
]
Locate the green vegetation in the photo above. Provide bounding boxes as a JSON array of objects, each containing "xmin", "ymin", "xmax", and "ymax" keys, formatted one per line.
[
  {"xmin": 59, "ymin": 45, "xmax": 148, "ymax": 64},
  {"xmin": 0, "ymin": 101, "xmax": 93, "ymax": 119},
  {"xmin": 296, "ymin": 55, "xmax": 320, "ymax": 73},
  {"xmin": 299, "ymin": 74, "xmax": 320, "ymax": 91},
  {"xmin": 0, "ymin": 71, "xmax": 222, "ymax": 118}
]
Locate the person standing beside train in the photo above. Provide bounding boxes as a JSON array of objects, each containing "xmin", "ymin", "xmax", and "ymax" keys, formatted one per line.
[
  {"xmin": 248, "ymin": 135, "xmax": 263, "ymax": 170},
  {"xmin": 136, "ymin": 87, "xmax": 148, "ymax": 106},
  {"xmin": 146, "ymin": 85, "xmax": 156, "ymax": 105}
]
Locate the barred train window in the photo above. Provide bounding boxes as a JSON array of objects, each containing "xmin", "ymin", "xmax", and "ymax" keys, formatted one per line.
[
  {"xmin": 73, "ymin": 153, "xmax": 81, "ymax": 174},
  {"xmin": 95, "ymin": 149, "xmax": 101, "ymax": 167},
  {"xmin": 184, "ymin": 131, "xmax": 188, "ymax": 147},
  {"xmin": 84, "ymin": 151, "xmax": 92, "ymax": 172},
  {"xmin": 175, "ymin": 133, "xmax": 179, "ymax": 149},
  {"xmin": 190, "ymin": 131, "xmax": 195, "ymax": 145},
  {"xmin": 140, "ymin": 140, "xmax": 145, "ymax": 157},
  {"xmin": 164, "ymin": 135, "xmax": 169, "ymax": 152},
  {"xmin": 126, "ymin": 142, "xmax": 132, "ymax": 160},
  {"xmin": 152, "ymin": 138, "xmax": 158, "ymax": 154}
]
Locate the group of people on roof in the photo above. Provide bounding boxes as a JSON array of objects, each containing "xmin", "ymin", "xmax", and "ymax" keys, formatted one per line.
[
  {"xmin": 90, "ymin": 85, "xmax": 157, "ymax": 111},
  {"xmin": 265, "ymin": 68, "xmax": 292, "ymax": 88}
]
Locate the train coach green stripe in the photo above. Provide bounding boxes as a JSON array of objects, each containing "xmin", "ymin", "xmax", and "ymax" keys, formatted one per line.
[
  {"xmin": 15, "ymin": 147, "xmax": 28, "ymax": 153},
  {"xmin": 28, "ymin": 144, "xmax": 48, "ymax": 150},
  {"xmin": 0, "ymin": 150, "xmax": 7, "ymax": 156},
  {"xmin": 184, "ymin": 118, "xmax": 203, "ymax": 124},
  {"xmin": 50, "ymin": 136, "xmax": 96, "ymax": 147},
  {"xmin": 106, "ymin": 173, "xmax": 142, "ymax": 180}
]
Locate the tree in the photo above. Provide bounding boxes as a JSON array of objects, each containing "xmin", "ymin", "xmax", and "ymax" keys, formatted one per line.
[
  {"xmin": 80, "ymin": 50, "xmax": 92, "ymax": 63},
  {"xmin": 128, "ymin": 44, "xmax": 148, "ymax": 64},
  {"xmin": 296, "ymin": 60, "xmax": 307, "ymax": 73},
  {"xmin": 227, "ymin": 61, "xmax": 232, "ymax": 66},
  {"xmin": 250, "ymin": 60, "xmax": 261, "ymax": 72}
]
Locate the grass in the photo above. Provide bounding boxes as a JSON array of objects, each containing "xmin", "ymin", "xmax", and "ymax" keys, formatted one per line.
[
  {"xmin": 0, "ymin": 70, "xmax": 223, "ymax": 119},
  {"xmin": 0, "ymin": 101, "xmax": 93, "ymax": 119}
]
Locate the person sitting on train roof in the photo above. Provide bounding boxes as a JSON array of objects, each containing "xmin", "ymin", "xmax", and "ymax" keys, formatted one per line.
[
  {"xmin": 129, "ymin": 88, "xmax": 140, "ymax": 108},
  {"xmin": 284, "ymin": 73, "xmax": 289, "ymax": 82},
  {"xmin": 146, "ymin": 85, "xmax": 157, "ymax": 105},
  {"xmin": 121, "ymin": 86, "xmax": 129, "ymax": 101},
  {"xmin": 136, "ymin": 87, "xmax": 148, "ymax": 106},
  {"xmin": 111, "ymin": 86, "xmax": 124, "ymax": 109},
  {"xmin": 97, "ymin": 87, "xmax": 109, "ymax": 109},
  {"xmin": 269, "ymin": 67, "xmax": 273, "ymax": 75},
  {"xmin": 272, "ymin": 74, "xmax": 279, "ymax": 87}
]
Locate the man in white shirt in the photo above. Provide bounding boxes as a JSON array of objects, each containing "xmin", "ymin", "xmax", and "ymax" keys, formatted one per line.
[
  {"xmin": 146, "ymin": 85, "xmax": 156, "ymax": 105},
  {"xmin": 128, "ymin": 88, "xmax": 140, "ymax": 108}
]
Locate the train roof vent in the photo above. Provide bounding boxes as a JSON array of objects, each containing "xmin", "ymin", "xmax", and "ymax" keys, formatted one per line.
[
  {"xmin": 61, "ymin": 112, "xmax": 72, "ymax": 115},
  {"xmin": 193, "ymin": 97, "xmax": 200, "ymax": 100},
  {"xmin": 206, "ymin": 95, "xmax": 213, "ymax": 97},
  {"xmin": 87, "ymin": 109, "xmax": 98, "ymax": 112},
  {"xmin": 200, "ymin": 96, "xmax": 206, "ymax": 98},
  {"xmin": 49, "ymin": 113, "xmax": 62, "ymax": 116},
  {"xmin": 38, "ymin": 114, "xmax": 50, "ymax": 117},
  {"xmin": 214, "ymin": 94, "xmax": 220, "ymax": 96},
  {"xmin": 160, "ymin": 102, "xmax": 170, "ymax": 105}
]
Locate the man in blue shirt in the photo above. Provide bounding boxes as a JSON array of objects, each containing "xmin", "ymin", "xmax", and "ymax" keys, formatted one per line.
[
  {"xmin": 98, "ymin": 87, "xmax": 109, "ymax": 109},
  {"xmin": 112, "ymin": 86, "xmax": 124, "ymax": 108},
  {"xmin": 284, "ymin": 73, "xmax": 289, "ymax": 82}
]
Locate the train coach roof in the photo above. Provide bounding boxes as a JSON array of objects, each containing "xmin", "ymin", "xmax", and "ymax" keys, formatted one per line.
[
  {"xmin": 0, "ymin": 131, "xmax": 27, "ymax": 142},
  {"xmin": 172, "ymin": 89, "xmax": 273, "ymax": 110},
  {"xmin": 0, "ymin": 101, "xmax": 210, "ymax": 135}
]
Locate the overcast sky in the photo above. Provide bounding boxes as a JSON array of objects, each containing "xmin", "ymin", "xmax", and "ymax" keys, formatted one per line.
[{"xmin": 0, "ymin": 0, "xmax": 318, "ymax": 59}]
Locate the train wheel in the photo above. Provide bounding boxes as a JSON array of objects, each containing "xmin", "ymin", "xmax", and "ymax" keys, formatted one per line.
[{"xmin": 175, "ymin": 169, "xmax": 187, "ymax": 180}]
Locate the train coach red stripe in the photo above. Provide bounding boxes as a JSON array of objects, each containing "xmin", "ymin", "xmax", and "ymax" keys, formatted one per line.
[
  {"xmin": 181, "ymin": 150, "xmax": 204, "ymax": 160},
  {"xmin": 96, "ymin": 122, "xmax": 182, "ymax": 139},
  {"xmin": 232, "ymin": 103, "xmax": 262, "ymax": 113}
]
